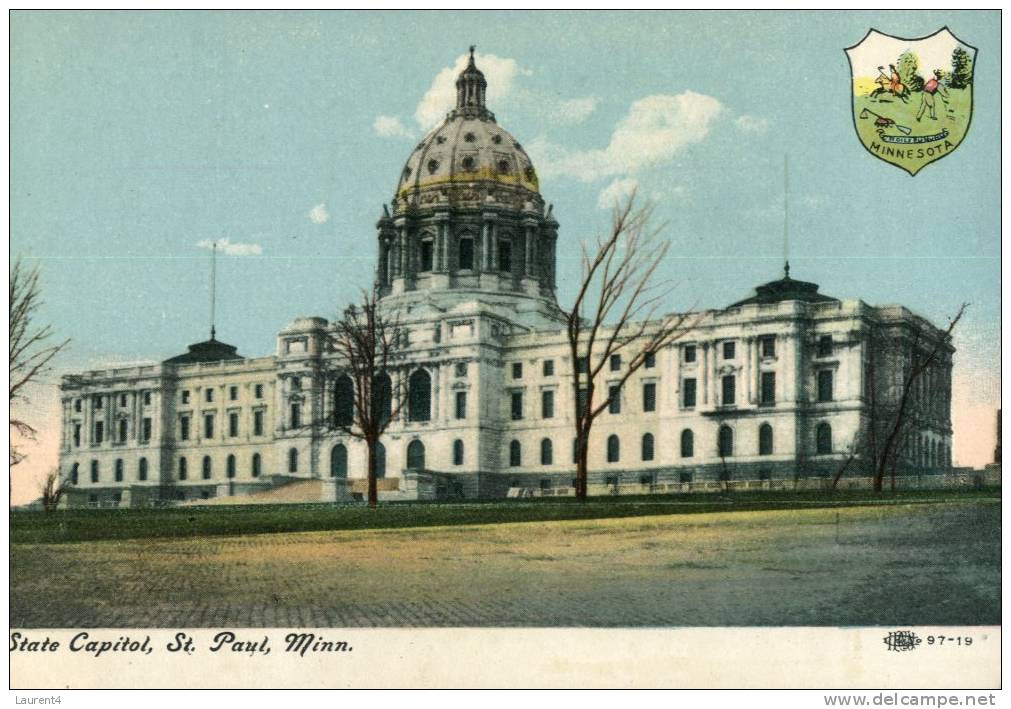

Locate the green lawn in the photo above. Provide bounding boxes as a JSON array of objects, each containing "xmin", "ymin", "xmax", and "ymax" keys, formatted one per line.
[{"xmin": 10, "ymin": 487, "xmax": 998, "ymax": 545}]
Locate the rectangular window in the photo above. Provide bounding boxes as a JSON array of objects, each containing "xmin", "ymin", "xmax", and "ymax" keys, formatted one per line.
[
  {"xmin": 610, "ymin": 354, "xmax": 621, "ymax": 371},
  {"xmin": 542, "ymin": 359, "xmax": 554, "ymax": 377},
  {"xmin": 143, "ymin": 391, "xmax": 152, "ymax": 406},
  {"xmin": 818, "ymin": 335, "xmax": 834, "ymax": 357},
  {"xmin": 455, "ymin": 362, "xmax": 468, "ymax": 377},
  {"xmin": 119, "ymin": 394, "xmax": 127, "ymax": 407},
  {"xmin": 420, "ymin": 240, "xmax": 434, "ymax": 271},
  {"xmin": 205, "ymin": 388, "xmax": 214, "ymax": 403},
  {"xmin": 181, "ymin": 390, "xmax": 190, "ymax": 405},
  {"xmin": 229, "ymin": 386, "xmax": 238, "ymax": 401},
  {"xmin": 761, "ymin": 372, "xmax": 776, "ymax": 405},
  {"xmin": 142, "ymin": 417, "xmax": 152, "ymax": 442},
  {"xmin": 229, "ymin": 412, "xmax": 239, "ymax": 437},
  {"xmin": 576, "ymin": 356, "xmax": 588, "ymax": 374},
  {"xmin": 455, "ymin": 391, "xmax": 467, "ymax": 420},
  {"xmin": 722, "ymin": 375, "xmax": 736, "ymax": 405},
  {"xmin": 203, "ymin": 414, "xmax": 215, "ymax": 439},
  {"xmin": 511, "ymin": 391, "xmax": 523, "ymax": 420},
  {"xmin": 608, "ymin": 385, "xmax": 621, "ymax": 414},
  {"xmin": 254, "ymin": 384, "xmax": 264, "ymax": 399},
  {"xmin": 458, "ymin": 237, "xmax": 474, "ymax": 270},
  {"xmin": 74, "ymin": 399, "xmax": 82, "ymax": 413},
  {"xmin": 643, "ymin": 382, "xmax": 656, "ymax": 412},
  {"xmin": 682, "ymin": 378, "xmax": 697, "ymax": 408},
  {"xmin": 512, "ymin": 362, "xmax": 523, "ymax": 379},
  {"xmin": 818, "ymin": 370, "xmax": 834, "ymax": 402},
  {"xmin": 73, "ymin": 424, "xmax": 81, "ymax": 447},
  {"xmin": 644, "ymin": 352, "xmax": 656, "ymax": 369},
  {"xmin": 253, "ymin": 410, "xmax": 264, "ymax": 437},
  {"xmin": 760, "ymin": 336, "xmax": 776, "ymax": 358},
  {"xmin": 118, "ymin": 418, "xmax": 127, "ymax": 442},
  {"xmin": 179, "ymin": 416, "xmax": 190, "ymax": 441},
  {"xmin": 684, "ymin": 345, "xmax": 696, "ymax": 363},
  {"xmin": 541, "ymin": 390, "xmax": 555, "ymax": 419},
  {"xmin": 94, "ymin": 421, "xmax": 104, "ymax": 445},
  {"xmin": 498, "ymin": 239, "xmax": 512, "ymax": 272},
  {"xmin": 723, "ymin": 341, "xmax": 736, "ymax": 360},
  {"xmin": 94, "ymin": 396, "xmax": 103, "ymax": 410},
  {"xmin": 290, "ymin": 403, "xmax": 301, "ymax": 428}
]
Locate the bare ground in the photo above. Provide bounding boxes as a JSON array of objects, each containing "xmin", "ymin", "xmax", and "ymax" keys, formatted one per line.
[{"xmin": 9, "ymin": 501, "xmax": 999, "ymax": 627}]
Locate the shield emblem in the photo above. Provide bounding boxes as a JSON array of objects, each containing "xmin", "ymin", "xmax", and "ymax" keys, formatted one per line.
[{"xmin": 845, "ymin": 27, "xmax": 976, "ymax": 175}]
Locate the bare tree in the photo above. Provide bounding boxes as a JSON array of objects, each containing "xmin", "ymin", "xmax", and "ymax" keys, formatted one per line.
[
  {"xmin": 324, "ymin": 285, "xmax": 407, "ymax": 508},
  {"xmin": 39, "ymin": 468, "xmax": 69, "ymax": 512},
  {"xmin": 566, "ymin": 193, "xmax": 691, "ymax": 501},
  {"xmin": 10, "ymin": 259, "xmax": 69, "ymax": 474}
]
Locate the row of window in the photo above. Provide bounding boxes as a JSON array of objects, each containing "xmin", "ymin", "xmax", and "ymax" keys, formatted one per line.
[
  {"xmin": 180, "ymin": 383, "xmax": 266, "ymax": 406},
  {"xmin": 178, "ymin": 409, "xmax": 267, "ymax": 440},
  {"xmin": 74, "ymin": 417, "xmax": 154, "ymax": 447},
  {"xmin": 73, "ymin": 391, "xmax": 154, "ymax": 413}
]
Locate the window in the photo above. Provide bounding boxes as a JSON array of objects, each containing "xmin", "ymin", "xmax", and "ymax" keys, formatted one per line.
[
  {"xmin": 512, "ymin": 362, "xmax": 523, "ymax": 379},
  {"xmin": 723, "ymin": 341, "xmax": 736, "ymax": 360},
  {"xmin": 420, "ymin": 239, "xmax": 434, "ymax": 272},
  {"xmin": 644, "ymin": 351, "xmax": 656, "ymax": 368},
  {"xmin": 682, "ymin": 378, "xmax": 697, "ymax": 408},
  {"xmin": 73, "ymin": 424, "xmax": 81, "ymax": 448},
  {"xmin": 290, "ymin": 403, "xmax": 301, "ymax": 428},
  {"xmin": 94, "ymin": 396, "xmax": 103, "ymax": 410},
  {"xmin": 142, "ymin": 417, "xmax": 152, "ymax": 442},
  {"xmin": 455, "ymin": 391, "xmax": 467, "ymax": 420},
  {"xmin": 408, "ymin": 369, "xmax": 432, "ymax": 422},
  {"xmin": 229, "ymin": 386, "xmax": 238, "ymax": 401},
  {"xmin": 540, "ymin": 438, "xmax": 553, "ymax": 465},
  {"xmin": 818, "ymin": 370, "xmax": 834, "ymax": 403},
  {"xmin": 138, "ymin": 458, "xmax": 148, "ymax": 481},
  {"xmin": 610, "ymin": 354, "xmax": 621, "ymax": 371},
  {"xmin": 253, "ymin": 410, "xmax": 264, "ymax": 437},
  {"xmin": 291, "ymin": 378, "xmax": 302, "ymax": 391},
  {"xmin": 375, "ymin": 442, "xmax": 386, "ymax": 478},
  {"xmin": 90, "ymin": 460, "xmax": 99, "ymax": 483},
  {"xmin": 680, "ymin": 429, "xmax": 694, "ymax": 458},
  {"xmin": 330, "ymin": 445, "xmax": 347, "ymax": 478},
  {"xmin": 511, "ymin": 391, "xmax": 524, "ymax": 420},
  {"xmin": 226, "ymin": 454, "xmax": 236, "ymax": 479},
  {"xmin": 179, "ymin": 416, "xmax": 190, "ymax": 441},
  {"xmin": 453, "ymin": 439, "xmax": 464, "ymax": 466},
  {"xmin": 202, "ymin": 456, "xmax": 212, "ymax": 479},
  {"xmin": 509, "ymin": 440, "xmax": 521, "ymax": 467},
  {"xmin": 254, "ymin": 384, "xmax": 264, "ymax": 399},
  {"xmin": 118, "ymin": 419, "xmax": 127, "ymax": 442},
  {"xmin": 74, "ymin": 399, "xmax": 82, "ymax": 413},
  {"xmin": 541, "ymin": 390, "xmax": 554, "ymax": 419},
  {"xmin": 498, "ymin": 239, "xmax": 512, "ymax": 272},
  {"xmin": 334, "ymin": 376, "xmax": 354, "ymax": 427},
  {"xmin": 761, "ymin": 372, "xmax": 776, "ymax": 405},
  {"xmin": 643, "ymin": 382, "xmax": 656, "ymax": 412},
  {"xmin": 70, "ymin": 463, "xmax": 79, "ymax": 485},
  {"xmin": 683, "ymin": 345, "xmax": 697, "ymax": 363},
  {"xmin": 576, "ymin": 357, "xmax": 588, "ymax": 374},
  {"xmin": 252, "ymin": 453, "xmax": 262, "ymax": 478},
  {"xmin": 816, "ymin": 423, "xmax": 832, "ymax": 454},
  {"xmin": 606, "ymin": 435, "xmax": 620, "ymax": 463},
  {"xmin": 458, "ymin": 237, "xmax": 474, "ymax": 270},
  {"xmin": 205, "ymin": 388, "xmax": 214, "ymax": 403},
  {"xmin": 608, "ymin": 385, "xmax": 621, "ymax": 414},
  {"xmin": 94, "ymin": 421, "xmax": 104, "ymax": 445},
  {"xmin": 759, "ymin": 423, "xmax": 773, "ymax": 455},
  {"xmin": 288, "ymin": 448, "xmax": 299, "ymax": 473},
  {"xmin": 204, "ymin": 414, "xmax": 215, "ymax": 439},
  {"xmin": 641, "ymin": 433, "xmax": 654, "ymax": 461},
  {"xmin": 119, "ymin": 394, "xmax": 127, "ymax": 407},
  {"xmin": 373, "ymin": 373, "xmax": 393, "ymax": 426},
  {"xmin": 178, "ymin": 457, "xmax": 187, "ymax": 481},
  {"xmin": 718, "ymin": 425, "xmax": 734, "ymax": 458},
  {"xmin": 542, "ymin": 359, "xmax": 554, "ymax": 376},
  {"xmin": 229, "ymin": 412, "xmax": 239, "ymax": 437},
  {"xmin": 455, "ymin": 362, "xmax": 468, "ymax": 377},
  {"xmin": 760, "ymin": 336, "xmax": 776, "ymax": 358},
  {"xmin": 406, "ymin": 440, "xmax": 425, "ymax": 470},
  {"xmin": 722, "ymin": 375, "xmax": 736, "ymax": 406},
  {"xmin": 818, "ymin": 335, "xmax": 834, "ymax": 357},
  {"xmin": 114, "ymin": 459, "xmax": 124, "ymax": 482},
  {"xmin": 143, "ymin": 391, "xmax": 152, "ymax": 406},
  {"xmin": 181, "ymin": 390, "xmax": 190, "ymax": 404},
  {"xmin": 577, "ymin": 388, "xmax": 589, "ymax": 416}
]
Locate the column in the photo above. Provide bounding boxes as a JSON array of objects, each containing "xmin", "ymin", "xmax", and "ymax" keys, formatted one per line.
[
  {"xmin": 398, "ymin": 227, "xmax": 408, "ymax": 276},
  {"xmin": 702, "ymin": 343, "xmax": 710, "ymax": 405},
  {"xmin": 524, "ymin": 224, "xmax": 534, "ymax": 277},
  {"xmin": 744, "ymin": 337, "xmax": 754, "ymax": 404},
  {"xmin": 752, "ymin": 337, "xmax": 760, "ymax": 404},
  {"xmin": 481, "ymin": 222, "xmax": 491, "ymax": 271}
]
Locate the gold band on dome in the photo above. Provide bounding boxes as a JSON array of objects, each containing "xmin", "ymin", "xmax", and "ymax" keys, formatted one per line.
[{"xmin": 398, "ymin": 169, "xmax": 539, "ymax": 197}]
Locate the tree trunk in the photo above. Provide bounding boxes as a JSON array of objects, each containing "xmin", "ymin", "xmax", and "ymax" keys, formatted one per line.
[
  {"xmin": 575, "ymin": 428, "xmax": 589, "ymax": 501},
  {"xmin": 367, "ymin": 440, "xmax": 378, "ymax": 509}
]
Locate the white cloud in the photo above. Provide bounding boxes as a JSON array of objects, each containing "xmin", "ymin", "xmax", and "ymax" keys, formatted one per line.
[
  {"xmin": 308, "ymin": 203, "xmax": 330, "ymax": 224},
  {"xmin": 735, "ymin": 114, "xmax": 770, "ymax": 134},
  {"xmin": 373, "ymin": 114, "xmax": 413, "ymax": 139},
  {"xmin": 597, "ymin": 177, "xmax": 640, "ymax": 210},
  {"xmin": 414, "ymin": 51, "xmax": 533, "ymax": 130},
  {"xmin": 530, "ymin": 92, "xmax": 724, "ymax": 182},
  {"xmin": 196, "ymin": 238, "xmax": 263, "ymax": 256},
  {"xmin": 553, "ymin": 96, "xmax": 598, "ymax": 125}
]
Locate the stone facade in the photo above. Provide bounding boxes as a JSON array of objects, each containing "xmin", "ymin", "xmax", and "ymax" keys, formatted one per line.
[{"xmin": 58, "ymin": 52, "xmax": 954, "ymax": 507}]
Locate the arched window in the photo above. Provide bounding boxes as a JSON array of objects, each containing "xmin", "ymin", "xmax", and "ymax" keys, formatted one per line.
[
  {"xmin": 331, "ymin": 444, "xmax": 348, "ymax": 478},
  {"xmin": 607, "ymin": 434, "xmax": 620, "ymax": 463},
  {"xmin": 680, "ymin": 429, "xmax": 694, "ymax": 458},
  {"xmin": 509, "ymin": 440, "xmax": 521, "ymax": 467},
  {"xmin": 718, "ymin": 425, "xmax": 734, "ymax": 458},
  {"xmin": 333, "ymin": 375, "xmax": 354, "ymax": 427},
  {"xmin": 641, "ymin": 433, "xmax": 655, "ymax": 461},
  {"xmin": 373, "ymin": 373, "xmax": 392, "ymax": 425},
  {"xmin": 202, "ymin": 455, "xmax": 212, "ymax": 479},
  {"xmin": 458, "ymin": 236, "xmax": 474, "ymax": 270},
  {"xmin": 70, "ymin": 462, "xmax": 79, "ymax": 486},
  {"xmin": 408, "ymin": 369, "xmax": 432, "ymax": 422},
  {"xmin": 759, "ymin": 423, "xmax": 773, "ymax": 456},
  {"xmin": 375, "ymin": 442, "xmax": 386, "ymax": 478},
  {"xmin": 288, "ymin": 448, "xmax": 299, "ymax": 473},
  {"xmin": 138, "ymin": 457, "xmax": 148, "ymax": 481},
  {"xmin": 114, "ymin": 459, "xmax": 124, "ymax": 482},
  {"xmin": 816, "ymin": 423, "xmax": 832, "ymax": 455},
  {"xmin": 252, "ymin": 453, "xmax": 261, "ymax": 478},
  {"xmin": 227, "ymin": 454, "xmax": 236, "ymax": 479},
  {"xmin": 540, "ymin": 438, "xmax": 553, "ymax": 465},
  {"xmin": 452, "ymin": 439, "xmax": 464, "ymax": 466},
  {"xmin": 177, "ymin": 457, "xmax": 187, "ymax": 481},
  {"xmin": 407, "ymin": 439, "xmax": 426, "ymax": 470}
]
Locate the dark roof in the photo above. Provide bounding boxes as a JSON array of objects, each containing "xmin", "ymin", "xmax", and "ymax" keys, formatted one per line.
[
  {"xmin": 731, "ymin": 265, "xmax": 839, "ymax": 308},
  {"xmin": 163, "ymin": 337, "xmax": 242, "ymax": 365}
]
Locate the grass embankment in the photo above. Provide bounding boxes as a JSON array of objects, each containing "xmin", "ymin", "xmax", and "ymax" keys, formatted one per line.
[{"xmin": 10, "ymin": 487, "xmax": 998, "ymax": 545}]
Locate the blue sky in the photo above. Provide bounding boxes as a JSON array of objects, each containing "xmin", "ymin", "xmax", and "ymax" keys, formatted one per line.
[{"xmin": 9, "ymin": 11, "xmax": 1000, "ymax": 489}]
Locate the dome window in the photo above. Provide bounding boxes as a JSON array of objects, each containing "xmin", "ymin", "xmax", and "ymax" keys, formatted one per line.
[
  {"xmin": 492, "ymin": 134, "xmax": 502, "ymax": 144},
  {"xmin": 461, "ymin": 156, "xmax": 477, "ymax": 172},
  {"xmin": 427, "ymin": 159, "xmax": 440, "ymax": 174},
  {"xmin": 514, "ymin": 141, "xmax": 522, "ymax": 149},
  {"xmin": 464, "ymin": 132, "xmax": 477, "ymax": 143},
  {"xmin": 524, "ymin": 166, "xmax": 537, "ymax": 182},
  {"xmin": 436, "ymin": 135, "xmax": 447, "ymax": 144},
  {"xmin": 496, "ymin": 159, "xmax": 511, "ymax": 174}
]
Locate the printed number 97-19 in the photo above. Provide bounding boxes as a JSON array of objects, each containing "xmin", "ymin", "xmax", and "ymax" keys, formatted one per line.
[{"xmin": 927, "ymin": 636, "xmax": 973, "ymax": 646}]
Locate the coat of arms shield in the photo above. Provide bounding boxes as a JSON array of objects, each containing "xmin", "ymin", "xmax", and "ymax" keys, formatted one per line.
[{"xmin": 845, "ymin": 27, "xmax": 976, "ymax": 175}]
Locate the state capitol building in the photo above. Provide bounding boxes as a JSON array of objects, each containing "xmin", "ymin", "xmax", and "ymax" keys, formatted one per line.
[{"xmin": 58, "ymin": 52, "xmax": 955, "ymax": 507}]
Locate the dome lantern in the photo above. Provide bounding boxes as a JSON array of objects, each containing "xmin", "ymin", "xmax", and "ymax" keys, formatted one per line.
[{"xmin": 453, "ymin": 46, "xmax": 491, "ymax": 120}]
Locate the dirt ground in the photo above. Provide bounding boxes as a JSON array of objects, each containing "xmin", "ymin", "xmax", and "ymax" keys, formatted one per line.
[{"xmin": 9, "ymin": 501, "xmax": 999, "ymax": 627}]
